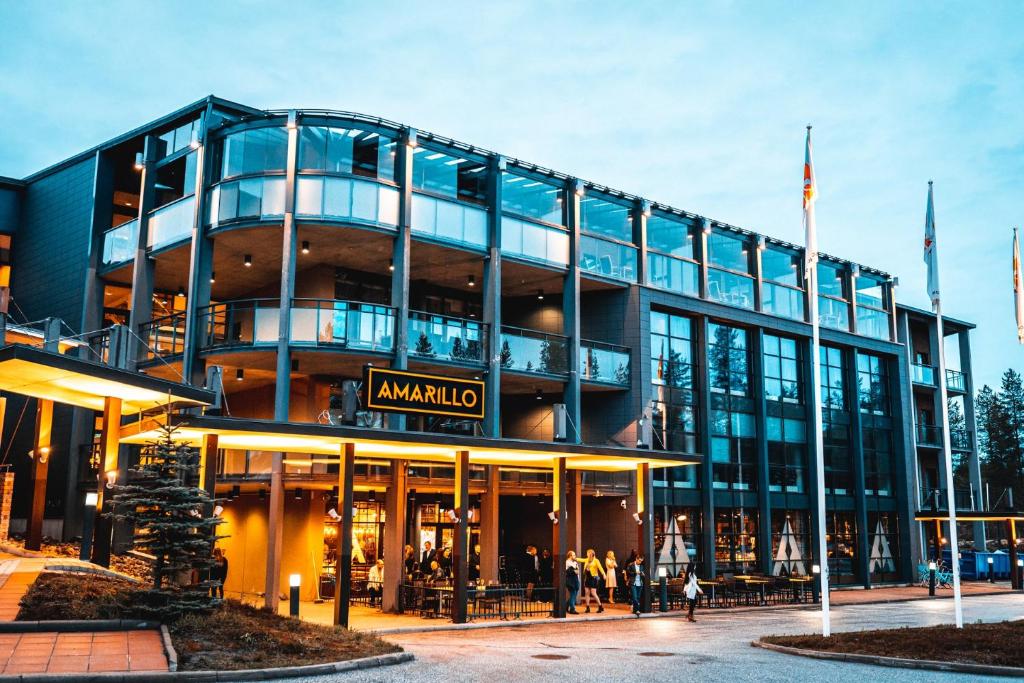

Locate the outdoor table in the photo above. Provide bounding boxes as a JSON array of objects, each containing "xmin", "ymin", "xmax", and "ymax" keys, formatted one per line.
[
  {"xmin": 697, "ymin": 580, "xmax": 720, "ymax": 607},
  {"xmin": 738, "ymin": 577, "xmax": 770, "ymax": 605},
  {"xmin": 788, "ymin": 577, "xmax": 814, "ymax": 603}
]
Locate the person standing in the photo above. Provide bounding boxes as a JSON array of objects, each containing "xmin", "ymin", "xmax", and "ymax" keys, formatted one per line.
[
  {"xmin": 604, "ymin": 550, "xmax": 618, "ymax": 605},
  {"xmin": 524, "ymin": 545, "xmax": 539, "ymax": 600},
  {"xmin": 683, "ymin": 564, "xmax": 703, "ymax": 622},
  {"xmin": 403, "ymin": 544, "xmax": 416, "ymax": 578},
  {"xmin": 626, "ymin": 553, "xmax": 646, "ymax": 616},
  {"xmin": 469, "ymin": 543, "xmax": 481, "ymax": 581},
  {"xmin": 367, "ymin": 559, "xmax": 384, "ymax": 606},
  {"xmin": 581, "ymin": 548, "xmax": 606, "ymax": 613},
  {"xmin": 564, "ymin": 550, "xmax": 581, "ymax": 615},
  {"xmin": 210, "ymin": 548, "xmax": 228, "ymax": 599},
  {"xmin": 539, "ymin": 548, "xmax": 553, "ymax": 586},
  {"xmin": 419, "ymin": 541, "xmax": 436, "ymax": 575}
]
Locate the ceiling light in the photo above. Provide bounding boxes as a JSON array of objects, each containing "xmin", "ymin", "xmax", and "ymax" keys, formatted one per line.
[
  {"xmin": 244, "ymin": 254, "xmax": 252, "ymax": 267},
  {"xmin": 536, "ymin": 289, "xmax": 544, "ymax": 301},
  {"xmin": 236, "ymin": 368, "xmax": 244, "ymax": 381},
  {"xmin": 301, "ymin": 241, "xmax": 310, "ymax": 255},
  {"xmin": 294, "ymin": 488, "xmax": 303, "ymax": 501},
  {"xmin": 535, "ymin": 388, "xmax": 543, "ymax": 401},
  {"xmin": 210, "ymin": 271, "xmax": 216, "ymax": 284},
  {"xmin": 134, "ymin": 153, "xmax": 144, "ymax": 170},
  {"xmin": 467, "ymin": 274, "xmax": 476, "ymax": 287},
  {"xmin": 389, "ymin": 259, "xmax": 395, "ymax": 272},
  {"xmin": 176, "ymin": 286, "xmax": 185, "ymax": 298}
]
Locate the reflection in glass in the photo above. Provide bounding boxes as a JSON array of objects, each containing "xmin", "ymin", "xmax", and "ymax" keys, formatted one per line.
[
  {"xmin": 295, "ymin": 176, "xmax": 399, "ymax": 227},
  {"xmin": 500, "ymin": 217, "xmax": 569, "ymax": 266},
  {"xmin": 580, "ymin": 195, "xmax": 631, "ymax": 241},
  {"xmin": 708, "ymin": 268, "xmax": 755, "ymax": 309},
  {"xmin": 412, "ymin": 149, "xmax": 487, "ymax": 205},
  {"xmin": 298, "ymin": 126, "xmax": 395, "ymax": 181},
  {"xmin": 646, "ymin": 214, "xmax": 696, "ymax": 258},
  {"xmin": 218, "ymin": 127, "xmax": 288, "ymax": 180},
  {"xmin": 579, "ymin": 235, "xmax": 637, "ymax": 282},
  {"xmin": 708, "ymin": 231, "xmax": 750, "ymax": 273},
  {"xmin": 502, "ymin": 173, "xmax": 563, "ymax": 224},
  {"xmin": 499, "ymin": 327, "xmax": 569, "ymax": 375}
]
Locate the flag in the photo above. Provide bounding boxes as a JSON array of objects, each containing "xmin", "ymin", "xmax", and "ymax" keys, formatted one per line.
[
  {"xmin": 923, "ymin": 181, "xmax": 940, "ymax": 307},
  {"xmin": 803, "ymin": 127, "xmax": 818, "ymax": 270},
  {"xmin": 1015, "ymin": 228, "xmax": 1024, "ymax": 344}
]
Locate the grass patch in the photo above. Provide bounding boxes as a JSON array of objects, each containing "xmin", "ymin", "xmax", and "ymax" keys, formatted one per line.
[
  {"xmin": 17, "ymin": 572, "xmax": 401, "ymax": 671},
  {"xmin": 762, "ymin": 620, "xmax": 1024, "ymax": 668}
]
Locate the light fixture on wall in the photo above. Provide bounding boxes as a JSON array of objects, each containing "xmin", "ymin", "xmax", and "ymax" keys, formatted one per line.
[
  {"xmin": 368, "ymin": 489, "xmax": 376, "ymax": 503},
  {"xmin": 447, "ymin": 508, "xmax": 460, "ymax": 523},
  {"xmin": 236, "ymin": 368, "xmax": 244, "ymax": 381},
  {"xmin": 105, "ymin": 470, "xmax": 118, "ymax": 489},
  {"xmin": 327, "ymin": 508, "xmax": 342, "ymax": 521},
  {"xmin": 212, "ymin": 505, "xmax": 224, "ymax": 517},
  {"xmin": 229, "ymin": 485, "xmax": 240, "ymax": 500},
  {"xmin": 243, "ymin": 254, "xmax": 252, "ymax": 267},
  {"xmin": 388, "ymin": 259, "xmax": 395, "ymax": 272},
  {"xmin": 176, "ymin": 286, "xmax": 185, "ymax": 298},
  {"xmin": 189, "ymin": 129, "xmax": 200, "ymax": 150},
  {"xmin": 301, "ymin": 241, "xmax": 310, "ymax": 255},
  {"xmin": 536, "ymin": 289, "xmax": 544, "ymax": 301},
  {"xmin": 547, "ymin": 510, "xmax": 559, "ymax": 524},
  {"xmin": 702, "ymin": 220, "xmax": 712, "ymax": 236},
  {"xmin": 467, "ymin": 274, "xmax": 475, "ymax": 287},
  {"xmin": 535, "ymin": 388, "xmax": 543, "ymax": 401},
  {"xmin": 632, "ymin": 511, "xmax": 643, "ymax": 525},
  {"xmin": 210, "ymin": 272, "xmax": 216, "ymax": 284},
  {"xmin": 134, "ymin": 152, "xmax": 144, "ymax": 170},
  {"xmin": 28, "ymin": 446, "xmax": 51, "ymax": 463}
]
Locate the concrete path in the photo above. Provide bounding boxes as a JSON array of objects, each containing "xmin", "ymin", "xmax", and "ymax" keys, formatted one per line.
[{"xmin": 310, "ymin": 593, "xmax": 1024, "ymax": 683}]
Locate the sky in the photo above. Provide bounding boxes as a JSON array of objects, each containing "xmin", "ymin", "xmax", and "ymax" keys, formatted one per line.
[{"xmin": 0, "ymin": 1, "xmax": 1022, "ymax": 389}]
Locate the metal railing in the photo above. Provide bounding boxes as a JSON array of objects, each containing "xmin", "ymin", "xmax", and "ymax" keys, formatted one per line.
[
  {"xmin": 139, "ymin": 310, "xmax": 187, "ymax": 362},
  {"xmin": 101, "ymin": 219, "xmax": 138, "ymax": 267},
  {"xmin": 946, "ymin": 368, "xmax": 967, "ymax": 393},
  {"xmin": 580, "ymin": 340, "xmax": 630, "ymax": 385},
  {"xmin": 499, "ymin": 326, "xmax": 569, "ymax": 375},
  {"xmin": 408, "ymin": 311, "xmax": 487, "ymax": 364},
  {"xmin": 949, "ymin": 429, "xmax": 973, "ymax": 451},
  {"xmin": 920, "ymin": 487, "xmax": 977, "ymax": 512},
  {"xmin": 915, "ymin": 423, "xmax": 942, "ymax": 447},
  {"xmin": 911, "ymin": 363, "xmax": 937, "ymax": 386}
]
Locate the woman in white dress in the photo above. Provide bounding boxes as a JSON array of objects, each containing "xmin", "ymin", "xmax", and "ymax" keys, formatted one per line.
[{"xmin": 604, "ymin": 550, "xmax": 618, "ymax": 604}]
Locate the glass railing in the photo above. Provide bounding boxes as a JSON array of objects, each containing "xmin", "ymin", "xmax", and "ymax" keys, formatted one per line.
[
  {"xmin": 411, "ymin": 194, "xmax": 487, "ymax": 248},
  {"xmin": 919, "ymin": 487, "xmax": 976, "ymax": 512},
  {"xmin": 911, "ymin": 363, "xmax": 937, "ymax": 386},
  {"xmin": 500, "ymin": 216, "xmax": 570, "ymax": 267},
  {"xmin": 707, "ymin": 268, "xmax": 754, "ymax": 310},
  {"xmin": 297, "ymin": 176, "xmax": 399, "ymax": 228},
  {"xmin": 950, "ymin": 429, "xmax": 973, "ymax": 451},
  {"xmin": 580, "ymin": 235, "xmax": 637, "ymax": 283},
  {"xmin": 207, "ymin": 177, "xmax": 286, "ymax": 227},
  {"xmin": 818, "ymin": 296, "xmax": 850, "ymax": 331},
  {"xmin": 856, "ymin": 305, "xmax": 891, "ymax": 340},
  {"xmin": 580, "ymin": 340, "xmax": 630, "ymax": 385},
  {"xmin": 762, "ymin": 282, "xmax": 805, "ymax": 321},
  {"xmin": 147, "ymin": 195, "xmax": 195, "ymax": 250},
  {"xmin": 101, "ymin": 219, "xmax": 138, "ymax": 266},
  {"xmin": 946, "ymin": 368, "xmax": 966, "ymax": 393},
  {"xmin": 647, "ymin": 252, "xmax": 699, "ymax": 297},
  {"xmin": 408, "ymin": 311, "xmax": 487, "ymax": 364},
  {"xmin": 139, "ymin": 310, "xmax": 187, "ymax": 362},
  {"xmin": 916, "ymin": 423, "xmax": 942, "ymax": 447},
  {"xmin": 499, "ymin": 326, "xmax": 569, "ymax": 375},
  {"xmin": 196, "ymin": 298, "xmax": 394, "ymax": 353}
]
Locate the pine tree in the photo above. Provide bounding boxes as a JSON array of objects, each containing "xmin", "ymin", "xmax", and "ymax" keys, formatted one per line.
[
  {"xmin": 499, "ymin": 340, "xmax": 513, "ymax": 368},
  {"xmin": 414, "ymin": 332, "xmax": 435, "ymax": 357},
  {"xmin": 450, "ymin": 336, "xmax": 464, "ymax": 361},
  {"xmin": 110, "ymin": 423, "xmax": 222, "ymax": 621}
]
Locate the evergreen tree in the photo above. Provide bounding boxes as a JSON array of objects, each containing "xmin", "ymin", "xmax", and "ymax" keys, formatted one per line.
[
  {"xmin": 587, "ymin": 349, "xmax": 600, "ymax": 380},
  {"xmin": 947, "ymin": 398, "xmax": 969, "ymax": 487},
  {"xmin": 110, "ymin": 423, "xmax": 222, "ymax": 621},
  {"xmin": 414, "ymin": 332, "xmax": 435, "ymax": 357},
  {"xmin": 450, "ymin": 336, "xmax": 464, "ymax": 361},
  {"xmin": 499, "ymin": 340, "xmax": 513, "ymax": 368}
]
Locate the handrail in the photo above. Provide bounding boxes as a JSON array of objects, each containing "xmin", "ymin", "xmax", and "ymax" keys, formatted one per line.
[
  {"xmin": 500, "ymin": 324, "xmax": 568, "ymax": 341},
  {"xmin": 580, "ymin": 338, "xmax": 629, "ymax": 354},
  {"xmin": 147, "ymin": 192, "xmax": 195, "ymax": 216}
]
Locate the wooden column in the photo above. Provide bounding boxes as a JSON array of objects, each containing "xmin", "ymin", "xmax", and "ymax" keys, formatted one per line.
[
  {"xmin": 452, "ymin": 450, "xmax": 470, "ymax": 624},
  {"xmin": 264, "ymin": 454, "xmax": 285, "ymax": 611},
  {"xmin": 552, "ymin": 457, "xmax": 568, "ymax": 618},
  {"xmin": 91, "ymin": 396, "xmax": 121, "ymax": 566},
  {"xmin": 26, "ymin": 399, "xmax": 53, "ymax": 551},
  {"xmin": 1009, "ymin": 520, "xmax": 1019, "ymax": 589},
  {"xmin": 199, "ymin": 434, "xmax": 219, "ymax": 509},
  {"xmin": 333, "ymin": 442, "xmax": 356, "ymax": 627},
  {"xmin": 636, "ymin": 462, "xmax": 655, "ymax": 613},
  {"xmin": 382, "ymin": 460, "xmax": 407, "ymax": 613},
  {"xmin": 567, "ymin": 469, "xmax": 582, "ymax": 554},
  {"xmin": 480, "ymin": 465, "xmax": 500, "ymax": 583}
]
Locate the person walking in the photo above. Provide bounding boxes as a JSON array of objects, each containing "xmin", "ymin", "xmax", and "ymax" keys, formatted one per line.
[
  {"xmin": 580, "ymin": 548, "xmax": 606, "ymax": 613},
  {"xmin": 626, "ymin": 553, "xmax": 646, "ymax": 616},
  {"xmin": 683, "ymin": 564, "xmax": 703, "ymax": 622},
  {"xmin": 564, "ymin": 550, "xmax": 581, "ymax": 614},
  {"xmin": 604, "ymin": 550, "xmax": 618, "ymax": 605}
]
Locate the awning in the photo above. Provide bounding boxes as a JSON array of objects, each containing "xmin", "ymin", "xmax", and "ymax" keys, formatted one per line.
[
  {"xmin": 0, "ymin": 344, "xmax": 215, "ymax": 414},
  {"xmin": 915, "ymin": 511, "xmax": 1024, "ymax": 522},
  {"xmin": 120, "ymin": 413, "xmax": 700, "ymax": 472}
]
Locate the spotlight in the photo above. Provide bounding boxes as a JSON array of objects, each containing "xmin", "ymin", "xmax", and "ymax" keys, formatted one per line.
[
  {"xmin": 389, "ymin": 259, "xmax": 395, "ymax": 272},
  {"xmin": 301, "ymin": 240, "xmax": 310, "ymax": 255},
  {"xmin": 536, "ymin": 289, "xmax": 544, "ymax": 301},
  {"xmin": 548, "ymin": 511, "xmax": 558, "ymax": 524},
  {"xmin": 447, "ymin": 508, "xmax": 460, "ymax": 523},
  {"xmin": 243, "ymin": 254, "xmax": 252, "ymax": 267},
  {"xmin": 213, "ymin": 505, "xmax": 224, "ymax": 517},
  {"xmin": 134, "ymin": 152, "xmax": 144, "ymax": 170},
  {"xmin": 189, "ymin": 129, "xmax": 200, "ymax": 150},
  {"xmin": 327, "ymin": 508, "xmax": 342, "ymax": 521},
  {"xmin": 702, "ymin": 221, "xmax": 712, "ymax": 236},
  {"xmin": 368, "ymin": 489, "xmax": 376, "ymax": 503},
  {"xmin": 294, "ymin": 488, "xmax": 303, "ymax": 501},
  {"xmin": 236, "ymin": 368, "xmax": 244, "ymax": 381},
  {"xmin": 467, "ymin": 274, "xmax": 475, "ymax": 287},
  {"xmin": 210, "ymin": 271, "xmax": 216, "ymax": 284},
  {"xmin": 176, "ymin": 286, "xmax": 185, "ymax": 298},
  {"xmin": 85, "ymin": 492, "xmax": 98, "ymax": 507},
  {"xmin": 105, "ymin": 470, "xmax": 118, "ymax": 489},
  {"xmin": 620, "ymin": 499, "xmax": 627, "ymax": 510},
  {"xmin": 535, "ymin": 388, "xmax": 543, "ymax": 401},
  {"xmin": 632, "ymin": 512, "xmax": 643, "ymax": 525}
]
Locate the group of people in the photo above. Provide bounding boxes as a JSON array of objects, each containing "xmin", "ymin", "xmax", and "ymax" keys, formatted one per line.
[{"xmin": 400, "ymin": 541, "xmax": 476, "ymax": 584}]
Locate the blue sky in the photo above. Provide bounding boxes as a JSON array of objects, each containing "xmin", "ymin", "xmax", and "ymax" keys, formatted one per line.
[{"xmin": 1, "ymin": 1, "xmax": 1022, "ymax": 388}]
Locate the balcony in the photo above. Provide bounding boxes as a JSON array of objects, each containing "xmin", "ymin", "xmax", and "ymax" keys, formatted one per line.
[
  {"xmin": 148, "ymin": 195, "xmax": 195, "ymax": 250},
  {"xmin": 196, "ymin": 298, "xmax": 395, "ymax": 353},
  {"xmin": 950, "ymin": 429, "xmax": 974, "ymax": 451},
  {"xmin": 916, "ymin": 423, "xmax": 942, "ymax": 448},
  {"xmin": 946, "ymin": 368, "xmax": 966, "ymax": 393},
  {"xmin": 408, "ymin": 311, "xmax": 487, "ymax": 365},
  {"xmin": 911, "ymin": 363, "xmax": 937, "ymax": 387},
  {"xmin": 580, "ymin": 340, "xmax": 630, "ymax": 386},
  {"xmin": 919, "ymin": 487, "xmax": 977, "ymax": 512},
  {"xmin": 499, "ymin": 326, "xmax": 568, "ymax": 376},
  {"xmin": 101, "ymin": 219, "xmax": 138, "ymax": 267},
  {"xmin": 139, "ymin": 310, "xmax": 187, "ymax": 362},
  {"xmin": 411, "ymin": 194, "xmax": 487, "ymax": 249}
]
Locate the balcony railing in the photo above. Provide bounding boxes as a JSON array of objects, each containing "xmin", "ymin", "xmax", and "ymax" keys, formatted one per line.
[
  {"xmin": 408, "ymin": 311, "xmax": 487, "ymax": 364},
  {"xmin": 950, "ymin": 429, "xmax": 974, "ymax": 451},
  {"xmin": 147, "ymin": 195, "xmax": 195, "ymax": 250},
  {"xmin": 920, "ymin": 487, "xmax": 977, "ymax": 512},
  {"xmin": 911, "ymin": 363, "xmax": 937, "ymax": 386},
  {"xmin": 196, "ymin": 298, "xmax": 394, "ymax": 353},
  {"xmin": 411, "ymin": 194, "xmax": 487, "ymax": 249},
  {"xmin": 101, "ymin": 219, "xmax": 138, "ymax": 267},
  {"xmin": 139, "ymin": 310, "xmax": 187, "ymax": 362},
  {"xmin": 580, "ymin": 340, "xmax": 630, "ymax": 385},
  {"xmin": 916, "ymin": 423, "xmax": 942, "ymax": 447},
  {"xmin": 499, "ymin": 326, "xmax": 569, "ymax": 376},
  {"xmin": 946, "ymin": 368, "xmax": 966, "ymax": 393}
]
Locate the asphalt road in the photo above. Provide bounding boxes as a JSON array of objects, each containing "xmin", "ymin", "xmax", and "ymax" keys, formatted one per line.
[{"xmin": 310, "ymin": 594, "xmax": 1024, "ymax": 682}]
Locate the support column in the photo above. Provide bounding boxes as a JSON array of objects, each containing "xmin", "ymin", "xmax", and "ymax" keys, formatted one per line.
[
  {"xmin": 958, "ymin": 330, "xmax": 986, "ymax": 548},
  {"xmin": 803, "ymin": 336, "xmax": 825, "ymax": 579},
  {"xmin": 637, "ymin": 463, "xmax": 655, "ymax": 612},
  {"xmin": 752, "ymin": 330, "xmax": 772, "ymax": 575},
  {"xmin": 182, "ymin": 105, "xmax": 215, "ymax": 385},
  {"xmin": 127, "ymin": 136, "xmax": 158, "ymax": 369},
  {"xmin": 266, "ymin": 111, "xmax": 300, "ymax": 612},
  {"xmin": 25, "ymin": 399, "xmax": 53, "ymax": 551},
  {"xmin": 333, "ymin": 442, "xmax": 356, "ymax": 627},
  {"xmin": 567, "ymin": 470, "xmax": 582, "ymax": 554},
  {"xmin": 552, "ymin": 457, "xmax": 568, "ymax": 618},
  {"xmin": 696, "ymin": 318, "xmax": 715, "ymax": 578},
  {"xmin": 382, "ymin": 460, "xmax": 407, "ymax": 613},
  {"xmin": 562, "ymin": 179, "xmax": 583, "ymax": 443},
  {"xmin": 483, "ymin": 157, "xmax": 504, "ymax": 438},
  {"xmin": 633, "ymin": 200, "xmax": 649, "ymax": 289},
  {"xmin": 452, "ymin": 450, "xmax": 470, "ymax": 623},
  {"xmin": 91, "ymin": 396, "xmax": 122, "ymax": 567},
  {"xmin": 198, "ymin": 434, "xmax": 218, "ymax": 512},
  {"xmin": 479, "ymin": 465, "xmax": 500, "ymax": 583},
  {"xmin": 847, "ymin": 349, "xmax": 871, "ymax": 588},
  {"xmin": 389, "ymin": 129, "xmax": 416, "ymax": 432},
  {"xmin": 1009, "ymin": 520, "xmax": 1019, "ymax": 589}
]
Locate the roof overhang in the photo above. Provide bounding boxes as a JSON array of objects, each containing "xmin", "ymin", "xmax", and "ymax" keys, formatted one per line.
[
  {"xmin": 0, "ymin": 344, "xmax": 214, "ymax": 414},
  {"xmin": 120, "ymin": 414, "xmax": 700, "ymax": 472},
  {"xmin": 915, "ymin": 511, "xmax": 1024, "ymax": 522}
]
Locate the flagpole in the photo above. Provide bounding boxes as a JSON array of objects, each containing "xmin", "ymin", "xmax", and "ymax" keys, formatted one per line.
[
  {"xmin": 804, "ymin": 125, "xmax": 831, "ymax": 636},
  {"xmin": 927, "ymin": 181, "xmax": 963, "ymax": 628}
]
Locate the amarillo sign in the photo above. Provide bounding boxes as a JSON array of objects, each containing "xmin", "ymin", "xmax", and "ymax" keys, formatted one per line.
[{"xmin": 364, "ymin": 367, "xmax": 485, "ymax": 419}]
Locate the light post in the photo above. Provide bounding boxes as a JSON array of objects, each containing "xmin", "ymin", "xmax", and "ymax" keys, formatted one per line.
[
  {"xmin": 1017, "ymin": 559, "xmax": 1023, "ymax": 592},
  {"xmin": 79, "ymin": 492, "xmax": 98, "ymax": 562},
  {"xmin": 811, "ymin": 564, "xmax": 821, "ymax": 604},
  {"xmin": 928, "ymin": 560, "xmax": 937, "ymax": 596},
  {"xmin": 987, "ymin": 556, "xmax": 995, "ymax": 583},
  {"xmin": 658, "ymin": 567, "xmax": 668, "ymax": 612},
  {"xmin": 289, "ymin": 573, "xmax": 301, "ymax": 617}
]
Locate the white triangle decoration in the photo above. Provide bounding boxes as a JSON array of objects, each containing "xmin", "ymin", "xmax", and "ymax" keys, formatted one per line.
[
  {"xmin": 656, "ymin": 516, "xmax": 688, "ymax": 577},
  {"xmin": 869, "ymin": 519, "xmax": 895, "ymax": 573},
  {"xmin": 772, "ymin": 518, "xmax": 807, "ymax": 576}
]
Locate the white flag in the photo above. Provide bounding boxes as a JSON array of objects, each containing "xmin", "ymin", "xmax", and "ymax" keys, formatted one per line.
[{"xmin": 923, "ymin": 182, "xmax": 940, "ymax": 307}]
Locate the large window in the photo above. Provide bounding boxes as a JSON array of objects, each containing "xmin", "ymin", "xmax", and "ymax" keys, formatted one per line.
[
  {"xmin": 298, "ymin": 126, "xmax": 395, "ymax": 181},
  {"xmin": 580, "ymin": 195, "xmax": 631, "ymax": 242},
  {"xmin": 216, "ymin": 127, "xmax": 288, "ymax": 181},
  {"xmin": 817, "ymin": 261, "xmax": 849, "ymax": 330},
  {"xmin": 823, "ymin": 418, "xmax": 853, "ymax": 495},
  {"xmin": 647, "ymin": 214, "xmax": 696, "ymax": 258},
  {"xmin": 646, "ymin": 214, "xmax": 699, "ymax": 296},
  {"xmin": 820, "ymin": 345, "xmax": 846, "ymax": 410},
  {"xmin": 766, "ymin": 335, "xmax": 807, "ymax": 494},
  {"xmin": 709, "ymin": 323, "xmax": 749, "ymax": 397},
  {"xmin": 855, "ymin": 274, "xmax": 891, "ymax": 340},
  {"xmin": 863, "ymin": 428, "xmax": 894, "ymax": 496},
  {"xmin": 500, "ymin": 217, "xmax": 569, "ymax": 266},
  {"xmin": 826, "ymin": 510, "xmax": 859, "ymax": 585},
  {"xmin": 654, "ymin": 508, "xmax": 701, "ymax": 578},
  {"xmin": 857, "ymin": 353, "xmax": 890, "ymax": 415},
  {"xmin": 501, "ymin": 173, "xmax": 563, "ymax": 225},
  {"xmin": 709, "ymin": 324, "xmax": 755, "ymax": 490},
  {"xmin": 651, "ymin": 311, "xmax": 698, "ymax": 459},
  {"xmin": 867, "ymin": 511, "xmax": 900, "ymax": 582},
  {"xmin": 580, "ymin": 235, "xmax": 637, "ymax": 282},
  {"xmin": 763, "ymin": 335, "xmax": 801, "ymax": 403},
  {"xmin": 708, "ymin": 231, "xmax": 754, "ymax": 310},
  {"xmin": 156, "ymin": 118, "xmax": 199, "ymax": 160},
  {"xmin": 412, "ymin": 149, "xmax": 487, "ymax": 205},
  {"xmin": 771, "ymin": 511, "xmax": 811, "ymax": 577},
  {"xmin": 715, "ymin": 508, "xmax": 758, "ymax": 574},
  {"xmin": 761, "ymin": 247, "xmax": 805, "ymax": 321}
]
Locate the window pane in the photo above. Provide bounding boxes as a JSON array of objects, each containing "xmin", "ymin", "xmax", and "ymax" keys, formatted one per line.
[
  {"xmin": 413, "ymin": 149, "xmax": 487, "ymax": 204},
  {"xmin": 501, "ymin": 173, "xmax": 563, "ymax": 224},
  {"xmin": 580, "ymin": 195, "xmax": 631, "ymax": 241},
  {"xmin": 708, "ymin": 231, "xmax": 750, "ymax": 273},
  {"xmin": 762, "ymin": 248, "xmax": 800, "ymax": 286},
  {"xmin": 647, "ymin": 214, "xmax": 696, "ymax": 258}
]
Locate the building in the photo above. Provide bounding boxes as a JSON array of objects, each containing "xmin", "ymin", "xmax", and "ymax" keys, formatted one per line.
[{"xmin": 0, "ymin": 96, "xmax": 996, "ymax": 616}]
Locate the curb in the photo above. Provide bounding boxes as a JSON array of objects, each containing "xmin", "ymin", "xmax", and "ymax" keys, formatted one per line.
[
  {"xmin": 0, "ymin": 651, "xmax": 414, "ymax": 682},
  {"xmin": 0, "ymin": 620, "xmax": 161, "ymax": 633},
  {"xmin": 42, "ymin": 564, "xmax": 142, "ymax": 584},
  {"xmin": 160, "ymin": 625, "xmax": 178, "ymax": 673},
  {"xmin": 751, "ymin": 640, "xmax": 1024, "ymax": 678}
]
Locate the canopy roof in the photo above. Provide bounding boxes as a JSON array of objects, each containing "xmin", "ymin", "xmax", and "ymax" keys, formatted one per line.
[
  {"xmin": 915, "ymin": 511, "xmax": 1024, "ymax": 522},
  {"xmin": 120, "ymin": 414, "xmax": 700, "ymax": 472},
  {"xmin": 0, "ymin": 344, "xmax": 215, "ymax": 414}
]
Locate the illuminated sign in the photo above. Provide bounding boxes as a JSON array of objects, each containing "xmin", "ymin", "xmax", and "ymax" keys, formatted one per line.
[{"xmin": 364, "ymin": 367, "xmax": 485, "ymax": 419}]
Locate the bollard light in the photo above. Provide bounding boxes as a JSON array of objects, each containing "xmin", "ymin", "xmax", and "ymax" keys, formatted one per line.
[
  {"xmin": 811, "ymin": 564, "xmax": 821, "ymax": 604},
  {"xmin": 85, "ymin": 492, "xmax": 98, "ymax": 507},
  {"xmin": 928, "ymin": 561, "xmax": 937, "ymax": 596},
  {"xmin": 658, "ymin": 567, "xmax": 668, "ymax": 612},
  {"xmin": 988, "ymin": 556, "xmax": 995, "ymax": 583},
  {"xmin": 289, "ymin": 574, "xmax": 301, "ymax": 617},
  {"xmin": 80, "ymin": 492, "xmax": 99, "ymax": 561},
  {"xmin": 1017, "ymin": 559, "xmax": 1023, "ymax": 592}
]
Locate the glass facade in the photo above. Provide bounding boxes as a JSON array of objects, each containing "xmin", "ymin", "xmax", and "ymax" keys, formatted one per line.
[
  {"xmin": 761, "ymin": 247, "xmax": 805, "ymax": 320},
  {"xmin": 826, "ymin": 510, "xmax": 858, "ymax": 585},
  {"xmin": 855, "ymin": 274, "xmax": 891, "ymax": 340},
  {"xmin": 298, "ymin": 126, "xmax": 395, "ymax": 181},
  {"xmin": 296, "ymin": 176, "xmax": 399, "ymax": 226},
  {"xmin": 708, "ymin": 231, "xmax": 754, "ymax": 309},
  {"xmin": 771, "ymin": 511, "xmax": 811, "ymax": 576},
  {"xmin": 708, "ymin": 324, "xmax": 756, "ymax": 490},
  {"xmin": 821, "ymin": 345, "xmax": 852, "ymax": 495},
  {"xmin": 867, "ymin": 511, "xmax": 900, "ymax": 582},
  {"xmin": 412, "ymin": 148, "xmax": 487, "ymax": 205},
  {"xmin": 579, "ymin": 195, "xmax": 631, "ymax": 242},
  {"xmin": 500, "ymin": 217, "xmax": 569, "ymax": 266},
  {"xmin": 650, "ymin": 311, "xmax": 698, "ymax": 461},
  {"xmin": 715, "ymin": 508, "xmax": 758, "ymax": 574},
  {"xmin": 501, "ymin": 173, "xmax": 563, "ymax": 224},
  {"xmin": 216, "ymin": 127, "xmax": 288, "ymax": 180},
  {"xmin": 208, "ymin": 177, "xmax": 286, "ymax": 226},
  {"xmin": 817, "ymin": 261, "xmax": 849, "ymax": 330},
  {"xmin": 647, "ymin": 213, "xmax": 699, "ymax": 296},
  {"xmin": 764, "ymin": 335, "xmax": 807, "ymax": 494},
  {"xmin": 580, "ymin": 235, "xmax": 637, "ymax": 282}
]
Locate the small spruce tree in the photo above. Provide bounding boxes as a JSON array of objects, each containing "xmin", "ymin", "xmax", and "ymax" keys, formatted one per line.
[
  {"xmin": 500, "ymin": 340, "xmax": 513, "ymax": 368},
  {"xmin": 414, "ymin": 332, "xmax": 435, "ymax": 357}
]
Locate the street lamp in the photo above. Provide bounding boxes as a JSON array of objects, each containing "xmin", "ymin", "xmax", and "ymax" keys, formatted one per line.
[
  {"xmin": 928, "ymin": 560, "xmax": 937, "ymax": 596},
  {"xmin": 987, "ymin": 556, "xmax": 995, "ymax": 583},
  {"xmin": 1017, "ymin": 559, "xmax": 1023, "ymax": 592},
  {"xmin": 80, "ymin": 492, "xmax": 98, "ymax": 561},
  {"xmin": 289, "ymin": 574, "xmax": 301, "ymax": 617},
  {"xmin": 658, "ymin": 567, "xmax": 668, "ymax": 612}
]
